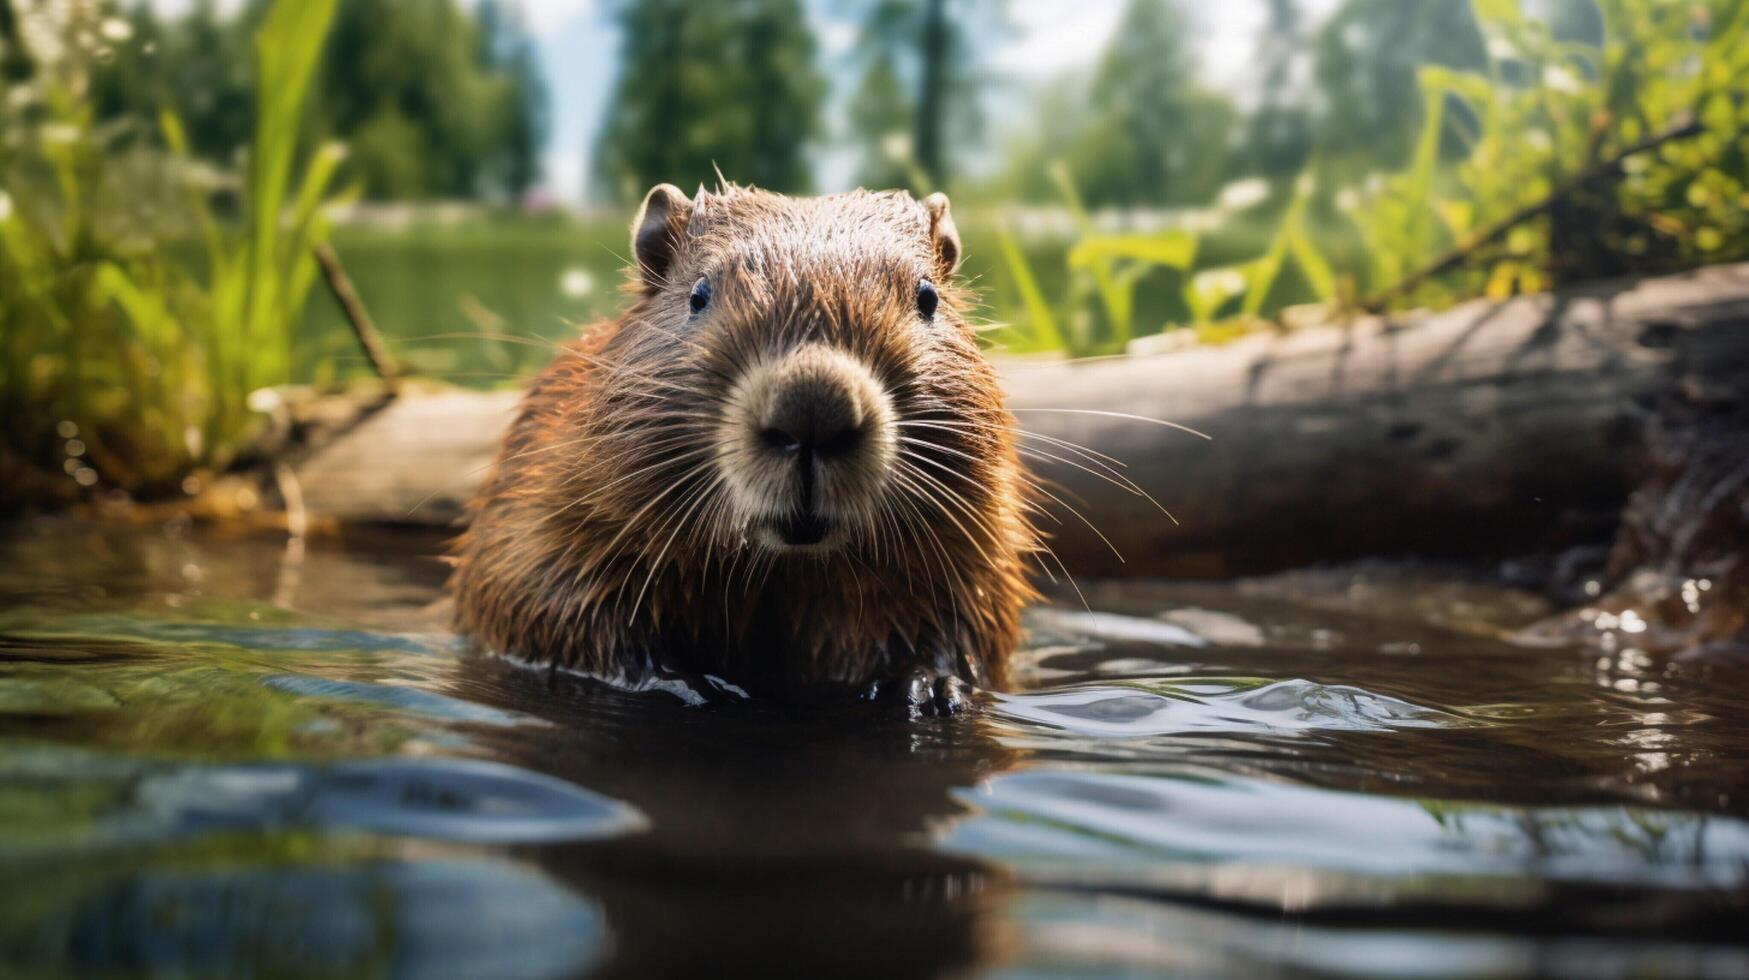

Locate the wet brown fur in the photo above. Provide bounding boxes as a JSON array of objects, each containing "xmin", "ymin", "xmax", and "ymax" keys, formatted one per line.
[{"xmin": 450, "ymin": 186, "xmax": 1038, "ymax": 696}]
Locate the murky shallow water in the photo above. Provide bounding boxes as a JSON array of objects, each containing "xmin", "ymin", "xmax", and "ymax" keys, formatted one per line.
[{"xmin": 1, "ymin": 518, "xmax": 1746, "ymax": 978}]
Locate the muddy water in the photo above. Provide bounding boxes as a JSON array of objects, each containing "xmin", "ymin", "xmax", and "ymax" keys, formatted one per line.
[{"xmin": 1, "ymin": 518, "xmax": 1745, "ymax": 978}]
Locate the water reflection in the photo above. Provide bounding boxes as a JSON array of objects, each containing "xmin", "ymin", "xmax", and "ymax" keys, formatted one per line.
[
  {"xmin": 440, "ymin": 655, "xmax": 1023, "ymax": 977},
  {"xmin": 1006, "ymin": 892, "xmax": 1749, "ymax": 979},
  {"xmin": 2, "ymin": 517, "xmax": 1748, "ymax": 977},
  {"xmin": 1, "ymin": 749, "xmax": 640, "ymax": 854},
  {"xmin": 8, "ymin": 861, "xmax": 606, "ymax": 980}
]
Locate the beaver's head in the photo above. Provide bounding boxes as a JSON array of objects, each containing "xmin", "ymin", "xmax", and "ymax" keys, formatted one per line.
[{"xmin": 587, "ymin": 184, "xmax": 1008, "ymax": 560}]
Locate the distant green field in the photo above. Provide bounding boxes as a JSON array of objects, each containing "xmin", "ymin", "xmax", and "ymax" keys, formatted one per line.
[
  {"xmin": 298, "ymin": 210, "xmax": 1337, "ymax": 386},
  {"xmin": 297, "ymin": 217, "xmax": 631, "ymax": 387}
]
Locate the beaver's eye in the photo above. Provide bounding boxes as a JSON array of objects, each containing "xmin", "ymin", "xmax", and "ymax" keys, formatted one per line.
[
  {"xmin": 916, "ymin": 279, "xmax": 938, "ymax": 320},
  {"xmin": 689, "ymin": 277, "xmax": 711, "ymax": 315}
]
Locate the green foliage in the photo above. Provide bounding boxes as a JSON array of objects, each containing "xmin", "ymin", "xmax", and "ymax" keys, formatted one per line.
[
  {"xmin": 991, "ymin": 164, "xmax": 1202, "ymax": 357},
  {"xmin": 1309, "ymin": 0, "xmax": 1490, "ymax": 174},
  {"xmin": 842, "ymin": 0, "xmax": 1004, "ymax": 191},
  {"xmin": 991, "ymin": 222, "xmax": 1065, "ymax": 354},
  {"xmin": 990, "ymin": 167, "xmax": 1343, "ymax": 356},
  {"xmin": 90, "ymin": 1, "xmax": 255, "ymax": 164},
  {"xmin": 847, "ymin": 51, "xmax": 915, "ymax": 191},
  {"xmin": 1342, "ymin": 0, "xmax": 1749, "ymax": 307},
  {"xmin": 1240, "ymin": 0, "xmax": 1316, "ymax": 179},
  {"xmin": 596, "ymin": 0, "xmax": 826, "ymax": 201},
  {"xmin": 994, "ymin": 0, "xmax": 1748, "ymax": 355},
  {"xmin": 86, "ymin": 0, "xmax": 547, "ymax": 202},
  {"xmin": 313, "ymin": 0, "xmax": 547, "ymax": 200},
  {"xmin": 0, "ymin": 0, "xmax": 342, "ymax": 498},
  {"xmin": 1001, "ymin": 0, "xmax": 1237, "ymax": 207}
]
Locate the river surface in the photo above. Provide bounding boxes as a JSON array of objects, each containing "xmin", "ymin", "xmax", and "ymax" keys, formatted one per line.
[{"xmin": 1, "ymin": 517, "xmax": 1746, "ymax": 978}]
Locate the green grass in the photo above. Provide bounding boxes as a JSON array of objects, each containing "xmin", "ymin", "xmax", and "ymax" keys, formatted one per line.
[
  {"xmin": 1, "ymin": 0, "xmax": 340, "ymax": 500},
  {"xmin": 956, "ymin": 203, "xmax": 1363, "ymax": 358}
]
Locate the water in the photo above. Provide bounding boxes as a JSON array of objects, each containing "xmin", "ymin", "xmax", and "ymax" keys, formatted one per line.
[{"xmin": 2, "ymin": 519, "xmax": 1746, "ymax": 978}]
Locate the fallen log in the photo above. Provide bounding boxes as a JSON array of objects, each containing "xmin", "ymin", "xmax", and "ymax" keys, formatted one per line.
[{"xmin": 283, "ymin": 262, "xmax": 1749, "ymax": 578}]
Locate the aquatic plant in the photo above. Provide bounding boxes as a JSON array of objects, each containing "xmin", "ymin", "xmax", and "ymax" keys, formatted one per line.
[{"xmin": 0, "ymin": 0, "xmax": 342, "ymax": 503}]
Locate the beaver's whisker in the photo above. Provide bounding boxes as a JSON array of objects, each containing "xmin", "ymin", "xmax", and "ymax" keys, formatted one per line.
[
  {"xmin": 594, "ymin": 458, "xmax": 720, "ymax": 604},
  {"xmin": 627, "ymin": 472, "xmax": 724, "ymax": 626},
  {"xmin": 1039, "ymin": 542, "xmax": 1093, "ymax": 613},
  {"xmin": 1016, "ymin": 446, "xmax": 1179, "ymax": 525},
  {"xmin": 892, "ymin": 458, "xmax": 1001, "ymax": 572},
  {"xmin": 547, "ymin": 445, "xmax": 715, "ymax": 517},
  {"xmin": 839, "ymin": 549, "xmax": 871, "ymax": 634},
  {"xmin": 1017, "ymin": 429, "xmax": 1133, "ymax": 471},
  {"xmin": 394, "ymin": 332, "xmax": 675, "ymax": 386},
  {"xmin": 900, "ymin": 417, "xmax": 1133, "ymax": 472},
  {"xmin": 897, "ymin": 440, "xmax": 1101, "ymax": 569},
  {"xmin": 901, "ymin": 443, "xmax": 1082, "ymax": 605},
  {"xmin": 1006, "ymin": 407, "xmax": 1212, "ymax": 440},
  {"xmin": 631, "ymin": 319, "xmax": 747, "ymax": 389},
  {"xmin": 404, "ymin": 432, "xmax": 593, "ymax": 516},
  {"xmin": 896, "ymin": 435, "xmax": 1117, "ymax": 563},
  {"xmin": 883, "ymin": 498, "xmax": 921, "ymax": 595},
  {"xmin": 545, "ymin": 425, "xmax": 710, "ymax": 476},
  {"xmin": 550, "ymin": 438, "xmax": 709, "ymax": 494},
  {"xmin": 1028, "ymin": 482, "xmax": 1125, "ymax": 564},
  {"xmin": 748, "ymin": 542, "xmax": 781, "ymax": 606},
  {"xmin": 884, "ymin": 467, "xmax": 961, "ymax": 613}
]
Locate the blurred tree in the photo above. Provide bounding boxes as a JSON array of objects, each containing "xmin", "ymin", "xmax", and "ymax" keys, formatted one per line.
[
  {"xmin": 842, "ymin": 0, "xmax": 1001, "ymax": 190},
  {"xmin": 848, "ymin": 51, "xmax": 913, "ymax": 189},
  {"xmin": 1049, "ymin": 0, "xmax": 1237, "ymax": 207},
  {"xmin": 1528, "ymin": 0, "xmax": 1604, "ymax": 45},
  {"xmin": 1310, "ymin": 0, "xmax": 1487, "ymax": 172},
  {"xmin": 315, "ymin": 0, "xmax": 547, "ymax": 200},
  {"xmin": 1239, "ymin": 0, "xmax": 1314, "ymax": 179},
  {"xmin": 0, "ymin": 0, "xmax": 32, "ymax": 82},
  {"xmin": 91, "ymin": 0, "xmax": 255, "ymax": 164},
  {"xmin": 88, "ymin": 0, "xmax": 546, "ymax": 201},
  {"xmin": 596, "ymin": 0, "xmax": 825, "ymax": 200},
  {"xmin": 475, "ymin": 0, "xmax": 549, "ymax": 198}
]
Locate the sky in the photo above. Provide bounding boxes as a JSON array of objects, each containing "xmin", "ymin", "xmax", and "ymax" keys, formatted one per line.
[{"xmin": 151, "ymin": 0, "xmax": 1338, "ymax": 204}]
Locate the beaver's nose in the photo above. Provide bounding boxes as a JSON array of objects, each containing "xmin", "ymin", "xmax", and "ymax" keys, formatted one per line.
[
  {"xmin": 758, "ymin": 378, "xmax": 866, "ymax": 462},
  {"xmin": 719, "ymin": 342, "xmax": 895, "ymax": 549}
]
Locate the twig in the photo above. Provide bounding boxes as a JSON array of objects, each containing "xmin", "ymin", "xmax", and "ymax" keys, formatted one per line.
[
  {"xmin": 312, "ymin": 241, "xmax": 402, "ymax": 394},
  {"xmin": 1360, "ymin": 113, "xmax": 1705, "ymax": 313}
]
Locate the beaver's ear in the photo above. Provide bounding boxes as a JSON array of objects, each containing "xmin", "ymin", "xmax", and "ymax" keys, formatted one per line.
[
  {"xmin": 921, "ymin": 192, "xmax": 961, "ymax": 277},
  {"xmin": 631, "ymin": 183, "xmax": 693, "ymax": 289}
]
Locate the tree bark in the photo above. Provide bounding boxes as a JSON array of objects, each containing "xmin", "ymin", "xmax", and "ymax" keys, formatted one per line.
[{"xmin": 285, "ymin": 263, "xmax": 1749, "ymax": 577}]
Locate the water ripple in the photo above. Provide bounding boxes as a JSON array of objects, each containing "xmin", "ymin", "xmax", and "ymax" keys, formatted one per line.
[
  {"xmin": 995, "ymin": 677, "xmax": 1458, "ymax": 737},
  {"xmin": 263, "ymin": 675, "xmax": 543, "ymax": 727},
  {"xmin": 132, "ymin": 757, "xmax": 645, "ymax": 845},
  {"xmin": 947, "ymin": 769, "xmax": 1749, "ymax": 893},
  {"xmin": 1, "ymin": 750, "xmax": 643, "ymax": 851}
]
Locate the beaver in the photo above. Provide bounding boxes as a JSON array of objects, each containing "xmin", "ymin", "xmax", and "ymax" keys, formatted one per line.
[{"xmin": 451, "ymin": 184, "xmax": 1038, "ymax": 713}]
